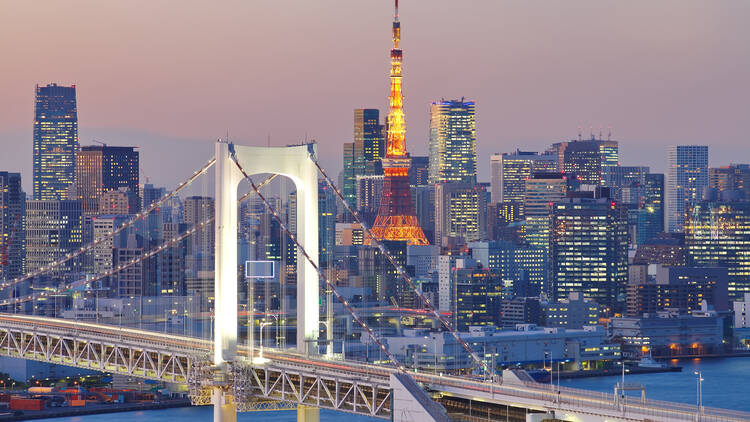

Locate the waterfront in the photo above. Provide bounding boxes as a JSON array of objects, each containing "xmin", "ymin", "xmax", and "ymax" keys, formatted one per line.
[
  {"xmin": 34, "ymin": 357, "xmax": 750, "ymax": 421},
  {"xmin": 561, "ymin": 357, "xmax": 750, "ymax": 412}
]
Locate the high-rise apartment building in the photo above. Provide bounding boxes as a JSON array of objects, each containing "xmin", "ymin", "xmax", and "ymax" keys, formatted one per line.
[
  {"xmin": 0, "ymin": 172, "xmax": 25, "ymax": 280},
  {"xmin": 491, "ymin": 150, "xmax": 557, "ymax": 205},
  {"xmin": 686, "ymin": 200, "xmax": 750, "ymax": 300},
  {"xmin": 550, "ymin": 198, "xmax": 628, "ymax": 312},
  {"xmin": 409, "ymin": 156, "xmax": 429, "ymax": 187},
  {"xmin": 428, "ymin": 99, "xmax": 477, "ymax": 185},
  {"xmin": 75, "ymin": 145, "xmax": 139, "ymax": 214},
  {"xmin": 33, "ymin": 84, "xmax": 79, "ymax": 201},
  {"xmin": 550, "ymin": 138, "xmax": 618, "ymax": 186},
  {"xmin": 25, "ymin": 199, "xmax": 83, "ymax": 276},
  {"xmin": 667, "ymin": 145, "xmax": 709, "ymax": 232}
]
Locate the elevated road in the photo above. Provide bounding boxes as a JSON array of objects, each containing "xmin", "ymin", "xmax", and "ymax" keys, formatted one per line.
[{"xmin": 0, "ymin": 314, "xmax": 748, "ymax": 422}]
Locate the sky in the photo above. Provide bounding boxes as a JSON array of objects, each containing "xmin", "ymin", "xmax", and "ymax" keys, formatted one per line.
[{"xmin": 1, "ymin": 0, "xmax": 749, "ymax": 193}]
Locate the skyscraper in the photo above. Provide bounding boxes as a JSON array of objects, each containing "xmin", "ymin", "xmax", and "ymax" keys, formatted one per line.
[
  {"xmin": 183, "ymin": 196, "xmax": 215, "ymax": 272},
  {"xmin": 667, "ymin": 145, "xmax": 709, "ymax": 232},
  {"xmin": 0, "ymin": 172, "xmax": 25, "ymax": 281},
  {"xmin": 550, "ymin": 138, "xmax": 618, "ymax": 186},
  {"xmin": 686, "ymin": 200, "xmax": 750, "ymax": 301},
  {"xmin": 636, "ymin": 173, "xmax": 665, "ymax": 244},
  {"xmin": 491, "ymin": 150, "xmax": 557, "ymax": 206},
  {"xmin": 551, "ymin": 198, "xmax": 628, "ymax": 313},
  {"xmin": 75, "ymin": 145, "xmax": 140, "ymax": 214},
  {"xmin": 25, "ymin": 199, "xmax": 83, "ymax": 276},
  {"xmin": 428, "ymin": 99, "xmax": 477, "ymax": 185},
  {"xmin": 354, "ymin": 108, "xmax": 386, "ymax": 163},
  {"xmin": 369, "ymin": 1, "xmax": 428, "ymax": 246},
  {"xmin": 33, "ymin": 84, "xmax": 79, "ymax": 201},
  {"xmin": 434, "ymin": 183, "xmax": 486, "ymax": 244}
]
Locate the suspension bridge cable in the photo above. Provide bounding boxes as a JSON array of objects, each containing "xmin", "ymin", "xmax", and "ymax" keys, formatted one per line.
[
  {"xmin": 0, "ymin": 157, "xmax": 217, "ymax": 292},
  {"xmin": 228, "ymin": 150, "xmax": 407, "ymax": 372},
  {"xmin": 310, "ymin": 154, "xmax": 492, "ymax": 376},
  {"xmin": 0, "ymin": 173, "xmax": 278, "ymax": 308}
]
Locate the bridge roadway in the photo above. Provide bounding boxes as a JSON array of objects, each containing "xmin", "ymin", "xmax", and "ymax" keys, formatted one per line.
[{"xmin": 0, "ymin": 314, "xmax": 748, "ymax": 422}]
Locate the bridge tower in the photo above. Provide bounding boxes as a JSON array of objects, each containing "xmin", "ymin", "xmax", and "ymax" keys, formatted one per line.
[{"xmin": 214, "ymin": 141, "xmax": 320, "ymax": 422}]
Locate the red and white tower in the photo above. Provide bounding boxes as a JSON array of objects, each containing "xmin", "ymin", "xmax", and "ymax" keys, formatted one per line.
[{"xmin": 369, "ymin": 0, "xmax": 429, "ymax": 246}]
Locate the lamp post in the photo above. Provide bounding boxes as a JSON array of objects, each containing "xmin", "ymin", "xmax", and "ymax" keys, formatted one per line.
[
  {"xmin": 259, "ymin": 322, "xmax": 273, "ymax": 361},
  {"xmin": 695, "ymin": 371, "xmax": 704, "ymax": 420},
  {"xmin": 319, "ymin": 321, "xmax": 332, "ymax": 358}
]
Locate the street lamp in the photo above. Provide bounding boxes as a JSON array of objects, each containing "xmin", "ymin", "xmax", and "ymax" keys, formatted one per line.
[
  {"xmin": 258, "ymin": 321, "xmax": 273, "ymax": 361},
  {"xmin": 319, "ymin": 320, "xmax": 333, "ymax": 358},
  {"xmin": 695, "ymin": 371, "xmax": 704, "ymax": 420}
]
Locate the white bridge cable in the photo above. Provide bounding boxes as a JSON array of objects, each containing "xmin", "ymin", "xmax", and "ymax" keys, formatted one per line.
[
  {"xmin": 0, "ymin": 157, "xmax": 218, "ymax": 292},
  {"xmin": 0, "ymin": 174, "xmax": 278, "ymax": 308},
  {"xmin": 228, "ymin": 149, "xmax": 407, "ymax": 372},
  {"xmin": 310, "ymin": 155, "xmax": 492, "ymax": 376}
]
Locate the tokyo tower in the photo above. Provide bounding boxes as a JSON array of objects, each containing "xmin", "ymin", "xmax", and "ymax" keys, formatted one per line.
[{"xmin": 368, "ymin": 0, "xmax": 429, "ymax": 246}]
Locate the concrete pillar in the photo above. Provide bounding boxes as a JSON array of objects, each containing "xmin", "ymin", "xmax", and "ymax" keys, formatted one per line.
[
  {"xmin": 212, "ymin": 388, "xmax": 237, "ymax": 422},
  {"xmin": 296, "ymin": 405, "xmax": 320, "ymax": 422}
]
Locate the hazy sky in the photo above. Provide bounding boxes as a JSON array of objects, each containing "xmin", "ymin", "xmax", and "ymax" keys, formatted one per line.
[{"xmin": 1, "ymin": 1, "xmax": 749, "ymax": 192}]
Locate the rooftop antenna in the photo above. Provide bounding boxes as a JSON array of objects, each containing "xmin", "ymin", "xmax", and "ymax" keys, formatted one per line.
[
  {"xmin": 395, "ymin": 0, "xmax": 399, "ymax": 20},
  {"xmin": 608, "ymin": 126, "xmax": 612, "ymax": 141},
  {"xmin": 93, "ymin": 139, "xmax": 107, "ymax": 147},
  {"xmin": 577, "ymin": 126, "xmax": 582, "ymax": 141},
  {"xmin": 267, "ymin": 133, "xmax": 271, "ymax": 147},
  {"xmin": 599, "ymin": 126, "xmax": 603, "ymax": 141}
]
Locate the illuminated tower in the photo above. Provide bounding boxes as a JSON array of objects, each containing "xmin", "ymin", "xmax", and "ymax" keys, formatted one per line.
[{"xmin": 369, "ymin": 0, "xmax": 429, "ymax": 246}]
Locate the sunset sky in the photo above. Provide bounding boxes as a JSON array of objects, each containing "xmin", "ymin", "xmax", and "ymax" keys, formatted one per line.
[{"xmin": 1, "ymin": 0, "xmax": 748, "ymax": 192}]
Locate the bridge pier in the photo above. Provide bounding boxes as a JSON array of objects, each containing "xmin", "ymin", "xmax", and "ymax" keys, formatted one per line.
[
  {"xmin": 212, "ymin": 388, "xmax": 237, "ymax": 422},
  {"xmin": 296, "ymin": 405, "xmax": 320, "ymax": 422}
]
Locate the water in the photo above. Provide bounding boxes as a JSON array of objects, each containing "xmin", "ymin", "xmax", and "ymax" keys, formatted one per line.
[
  {"xmin": 37, "ymin": 357, "xmax": 750, "ymax": 421},
  {"xmin": 560, "ymin": 357, "xmax": 750, "ymax": 412}
]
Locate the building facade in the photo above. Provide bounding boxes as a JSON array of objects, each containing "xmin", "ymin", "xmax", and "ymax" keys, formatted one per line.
[
  {"xmin": 33, "ymin": 84, "xmax": 79, "ymax": 201},
  {"xmin": 667, "ymin": 145, "xmax": 709, "ymax": 232},
  {"xmin": 428, "ymin": 99, "xmax": 477, "ymax": 185},
  {"xmin": 75, "ymin": 145, "xmax": 139, "ymax": 214},
  {"xmin": 0, "ymin": 172, "xmax": 25, "ymax": 281}
]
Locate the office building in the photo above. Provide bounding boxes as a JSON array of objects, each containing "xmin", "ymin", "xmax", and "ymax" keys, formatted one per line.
[
  {"xmin": 611, "ymin": 308, "xmax": 725, "ymax": 357},
  {"xmin": 434, "ymin": 183, "xmax": 486, "ymax": 244},
  {"xmin": 385, "ymin": 325, "xmax": 619, "ymax": 373},
  {"xmin": 355, "ymin": 174, "xmax": 384, "ymax": 225},
  {"xmin": 428, "ymin": 99, "xmax": 477, "ymax": 185},
  {"xmin": 25, "ymin": 200, "xmax": 83, "ymax": 276},
  {"xmin": 523, "ymin": 172, "xmax": 567, "ymax": 277},
  {"xmin": 685, "ymin": 200, "xmax": 750, "ymax": 300},
  {"xmin": 453, "ymin": 266, "xmax": 503, "ymax": 330},
  {"xmin": 354, "ymin": 108, "xmax": 386, "ymax": 163},
  {"xmin": 75, "ymin": 145, "xmax": 139, "ymax": 214},
  {"xmin": 667, "ymin": 145, "xmax": 709, "ymax": 232},
  {"xmin": 33, "ymin": 84, "xmax": 79, "ymax": 201},
  {"xmin": 159, "ymin": 221, "xmax": 187, "ymax": 295},
  {"xmin": 549, "ymin": 138, "xmax": 618, "ymax": 186},
  {"xmin": 409, "ymin": 156, "xmax": 429, "ymax": 187},
  {"xmin": 636, "ymin": 173, "xmax": 665, "ymax": 244},
  {"xmin": 626, "ymin": 265, "xmax": 729, "ymax": 316},
  {"xmin": 183, "ymin": 196, "xmax": 215, "ymax": 272},
  {"xmin": 550, "ymin": 198, "xmax": 628, "ymax": 312},
  {"xmin": 710, "ymin": 164, "xmax": 750, "ymax": 197},
  {"xmin": 543, "ymin": 292, "xmax": 600, "ymax": 329},
  {"xmin": 500, "ymin": 297, "xmax": 542, "ymax": 327},
  {"xmin": 735, "ymin": 293, "xmax": 750, "ymax": 329},
  {"xmin": 0, "ymin": 173, "xmax": 25, "ymax": 281},
  {"xmin": 98, "ymin": 189, "xmax": 132, "ymax": 215},
  {"xmin": 318, "ymin": 181, "xmax": 336, "ymax": 267},
  {"xmin": 491, "ymin": 150, "xmax": 557, "ymax": 205}
]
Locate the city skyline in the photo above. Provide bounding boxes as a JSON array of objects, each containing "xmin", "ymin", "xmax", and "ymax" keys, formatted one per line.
[{"xmin": 1, "ymin": 1, "xmax": 749, "ymax": 193}]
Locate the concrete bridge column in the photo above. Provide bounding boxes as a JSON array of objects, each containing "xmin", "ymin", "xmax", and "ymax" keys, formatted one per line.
[{"xmin": 297, "ymin": 405, "xmax": 320, "ymax": 422}]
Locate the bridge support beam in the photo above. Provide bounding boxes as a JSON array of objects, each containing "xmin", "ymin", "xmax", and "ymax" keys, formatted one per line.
[{"xmin": 296, "ymin": 405, "xmax": 320, "ymax": 422}]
